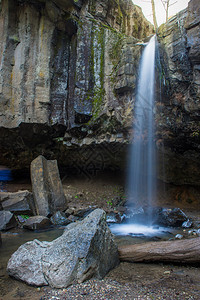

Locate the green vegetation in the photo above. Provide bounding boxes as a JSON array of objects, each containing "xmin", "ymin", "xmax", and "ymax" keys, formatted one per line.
[
  {"xmin": 107, "ymin": 199, "xmax": 113, "ymax": 207},
  {"xmin": 87, "ymin": 23, "xmax": 106, "ymax": 122},
  {"xmin": 109, "ymin": 32, "xmax": 125, "ymax": 63},
  {"xmin": 108, "ymin": 31, "xmax": 125, "ymax": 87},
  {"xmin": 192, "ymin": 130, "xmax": 199, "ymax": 137},
  {"xmin": 88, "ymin": 0, "xmax": 96, "ymax": 15},
  {"xmin": 19, "ymin": 215, "xmax": 30, "ymax": 220}
]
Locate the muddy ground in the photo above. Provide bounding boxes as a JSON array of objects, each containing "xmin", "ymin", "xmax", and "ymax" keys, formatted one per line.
[{"xmin": 0, "ymin": 172, "xmax": 200, "ymax": 299}]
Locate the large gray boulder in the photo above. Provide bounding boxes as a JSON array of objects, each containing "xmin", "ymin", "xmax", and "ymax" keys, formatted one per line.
[
  {"xmin": 30, "ymin": 155, "xmax": 67, "ymax": 216},
  {"xmin": 7, "ymin": 209, "xmax": 119, "ymax": 287},
  {"xmin": 0, "ymin": 191, "xmax": 36, "ymax": 215}
]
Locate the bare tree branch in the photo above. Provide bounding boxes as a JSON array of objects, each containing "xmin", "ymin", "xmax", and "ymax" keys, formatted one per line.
[{"xmin": 151, "ymin": 0, "xmax": 158, "ymax": 30}]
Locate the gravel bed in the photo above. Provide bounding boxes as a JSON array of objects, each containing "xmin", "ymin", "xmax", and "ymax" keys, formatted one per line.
[{"xmin": 40, "ymin": 277, "xmax": 199, "ymax": 300}]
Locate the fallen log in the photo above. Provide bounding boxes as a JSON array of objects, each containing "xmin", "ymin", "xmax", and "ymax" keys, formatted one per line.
[{"xmin": 118, "ymin": 237, "xmax": 200, "ymax": 264}]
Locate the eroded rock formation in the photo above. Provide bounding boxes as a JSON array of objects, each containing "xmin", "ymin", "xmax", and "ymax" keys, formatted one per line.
[
  {"xmin": 157, "ymin": 0, "xmax": 200, "ymax": 185},
  {"xmin": 0, "ymin": 0, "xmax": 153, "ymax": 172},
  {"xmin": 0, "ymin": 0, "xmax": 200, "ymax": 191}
]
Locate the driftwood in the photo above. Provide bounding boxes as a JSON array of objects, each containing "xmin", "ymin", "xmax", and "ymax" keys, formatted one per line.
[{"xmin": 118, "ymin": 237, "xmax": 200, "ymax": 264}]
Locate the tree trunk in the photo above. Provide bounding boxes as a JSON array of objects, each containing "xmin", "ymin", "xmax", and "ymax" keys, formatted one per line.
[
  {"xmin": 118, "ymin": 237, "xmax": 200, "ymax": 264},
  {"xmin": 166, "ymin": 0, "xmax": 170, "ymax": 22},
  {"xmin": 151, "ymin": 0, "xmax": 158, "ymax": 30}
]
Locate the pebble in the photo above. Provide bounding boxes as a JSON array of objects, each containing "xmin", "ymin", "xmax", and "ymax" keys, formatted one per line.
[
  {"xmin": 39, "ymin": 276, "xmax": 199, "ymax": 300},
  {"xmin": 163, "ymin": 271, "xmax": 171, "ymax": 275},
  {"xmin": 175, "ymin": 234, "xmax": 183, "ymax": 239}
]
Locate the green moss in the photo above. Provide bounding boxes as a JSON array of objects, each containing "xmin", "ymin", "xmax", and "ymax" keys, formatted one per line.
[
  {"xmin": 157, "ymin": 23, "xmax": 166, "ymax": 38},
  {"xmin": 109, "ymin": 32, "xmax": 124, "ymax": 62},
  {"xmin": 92, "ymin": 87, "xmax": 106, "ymax": 120},
  {"xmin": 108, "ymin": 31, "xmax": 125, "ymax": 85},
  {"xmin": 87, "ymin": 24, "xmax": 106, "ymax": 122},
  {"xmin": 88, "ymin": 0, "xmax": 96, "ymax": 15},
  {"xmin": 10, "ymin": 35, "xmax": 20, "ymax": 43}
]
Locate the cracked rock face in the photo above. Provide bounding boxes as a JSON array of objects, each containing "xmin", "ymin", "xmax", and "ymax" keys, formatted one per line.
[
  {"xmin": 7, "ymin": 209, "xmax": 119, "ymax": 288},
  {"xmin": 0, "ymin": 0, "xmax": 153, "ymax": 172},
  {"xmin": 1, "ymin": 0, "xmax": 200, "ymax": 188},
  {"xmin": 156, "ymin": 0, "xmax": 200, "ymax": 185}
]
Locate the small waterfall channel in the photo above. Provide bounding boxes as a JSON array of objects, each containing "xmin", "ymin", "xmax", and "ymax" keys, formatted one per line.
[{"xmin": 110, "ymin": 35, "xmax": 161, "ymax": 237}]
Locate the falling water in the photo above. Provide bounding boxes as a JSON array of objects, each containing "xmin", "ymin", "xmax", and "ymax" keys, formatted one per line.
[{"xmin": 127, "ymin": 35, "xmax": 156, "ymax": 225}]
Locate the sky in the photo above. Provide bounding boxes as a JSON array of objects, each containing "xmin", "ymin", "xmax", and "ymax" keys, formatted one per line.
[{"xmin": 132, "ymin": 0, "xmax": 190, "ymax": 26}]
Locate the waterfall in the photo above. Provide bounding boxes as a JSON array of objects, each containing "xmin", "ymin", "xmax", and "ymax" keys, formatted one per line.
[{"xmin": 127, "ymin": 35, "xmax": 156, "ymax": 225}]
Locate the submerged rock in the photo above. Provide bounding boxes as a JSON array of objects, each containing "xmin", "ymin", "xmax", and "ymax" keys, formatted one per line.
[
  {"xmin": 7, "ymin": 209, "xmax": 119, "ymax": 288},
  {"xmin": 0, "ymin": 211, "xmax": 17, "ymax": 230},
  {"xmin": 188, "ymin": 230, "xmax": 198, "ymax": 236},
  {"xmin": 175, "ymin": 234, "xmax": 183, "ymax": 240},
  {"xmin": 182, "ymin": 220, "xmax": 193, "ymax": 228},
  {"xmin": 106, "ymin": 212, "xmax": 121, "ymax": 223}
]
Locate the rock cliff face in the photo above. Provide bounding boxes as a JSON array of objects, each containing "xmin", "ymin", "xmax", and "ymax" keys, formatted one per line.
[
  {"xmin": 0, "ymin": 0, "xmax": 200, "ymax": 190},
  {"xmin": 0, "ymin": 0, "xmax": 153, "ymax": 173},
  {"xmin": 157, "ymin": 0, "xmax": 200, "ymax": 185}
]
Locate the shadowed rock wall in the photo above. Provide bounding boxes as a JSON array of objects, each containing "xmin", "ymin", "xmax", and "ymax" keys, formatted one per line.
[
  {"xmin": 1, "ymin": 0, "xmax": 200, "ymax": 189},
  {"xmin": 0, "ymin": 0, "xmax": 153, "ymax": 173},
  {"xmin": 157, "ymin": 0, "xmax": 200, "ymax": 185}
]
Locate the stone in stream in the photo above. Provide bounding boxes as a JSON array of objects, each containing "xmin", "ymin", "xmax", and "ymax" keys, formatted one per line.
[
  {"xmin": 0, "ymin": 190, "xmax": 36, "ymax": 215},
  {"xmin": 182, "ymin": 220, "xmax": 193, "ymax": 228},
  {"xmin": 0, "ymin": 211, "xmax": 18, "ymax": 230},
  {"xmin": 50, "ymin": 211, "xmax": 71, "ymax": 226},
  {"xmin": 23, "ymin": 216, "xmax": 52, "ymax": 230},
  {"xmin": 154, "ymin": 208, "xmax": 188, "ymax": 227},
  {"xmin": 30, "ymin": 155, "xmax": 67, "ymax": 217},
  {"xmin": 7, "ymin": 209, "xmax": 119, "ymax": 287}
]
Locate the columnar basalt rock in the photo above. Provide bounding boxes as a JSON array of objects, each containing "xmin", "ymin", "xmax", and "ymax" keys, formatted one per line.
[
  {"xmin": 0, "ymin": 0, "xmax": 153, "ymax": 172},
  {"xmin": 157, "ymin": 0, "xmax": 200, "ymax": 185},
  {"xmin": 30, "ymin": 155, "xmax": 67, "ymax": 216},
  {"xmin": 1, "ymin": 0, "xmax": 200, "ymax": 191}
]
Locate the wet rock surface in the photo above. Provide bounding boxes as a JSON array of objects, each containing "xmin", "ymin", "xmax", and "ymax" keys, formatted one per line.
[
  {"xmin": 153, "ymin": 207, "xmax": 188, "ymax": 227},
  {"xmin": 50, "ymin": 211, "xmax": 71, "ymax": 226}
]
